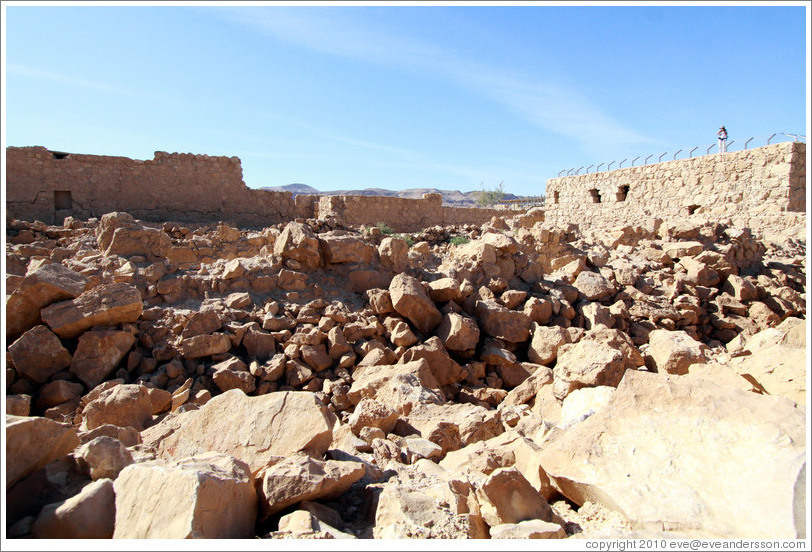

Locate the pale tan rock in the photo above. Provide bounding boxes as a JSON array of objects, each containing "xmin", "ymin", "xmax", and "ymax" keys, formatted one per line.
[
  {"xmin": 242, "ymin": 326, "xmax": 276, "ymax": 361},
  {"xmin": 648, "ymin": 329, "xmax": 709, "ymax": 375},
  {"xmin": 475, "ymin": 467, "xmax": 553, "ymax": 526},
  {"xmin": 152, "ymin": 390, "xmax": 337, "ymax": 474},
  {"xmin": 7, "ymin": 325, "xmax": 72, "ymax": 383},
  {"xmin": 113, "ymin": 453, "xmax": 257, "ymax": 538},
  {"xmin": 180, "ymin": 332, "xmax": 232, "ymax": 358},
  {"xmin": 573, "ymin": 270, "xmax": 616, "ymax": 301},
  {"xmin": 96, "ymin": 211, "xmax": 171, "ymax": 261},
  {"xmin": 274, "ymin": 221, "xmax": 322, "ymax": 270},
  {"xmin": 79, "ymin": 383, "xmax": 153, "ymax": 432},
  {"xmin": 398, "ymin": 336, "xmax": 465, "ymax": 386},
  {"xmin": 74, "ymin": 436, "xmax": 134, "ymax": 480},
  {"xmin": 147, "ymin": 387, "xmax": 172, "ymax": 414},
  {"xmin": 382, "ymin": 315, "xmax": 418, "ymax": 347},
  {"xmin": 365, "ymin": 288, "xmax": 395, "ymax": 314},
  {"xmin": 553, "ymin": 340, "xmax": 626, "ymax": 399},
  {"xmin": 403, "ymin": 402, "xmax": 503, "ymax": 452},
  {"xmin": 320, "ymin": 232, "xmax": 374, "ymax": 264},
  {"xmin": 527, "ymin": 323, "xmax": 569, "ymax": 365},
  {"xmin": 389, "ymin": 273, "xmax": 442, "ymax": 334},
  {"xmin": 662, "ymin": 241, "xmax": 704, "ymax": 259},
  {"xmin": 437, "ymin": 312, "xmax": 480, "ymax": 352},
  {"xmin": 524, "ymin": 296, "xmax": 553, "ymax": 325},
  {"xmin": 489, "ymin": 519, "xmax": 567, "ymax": 538},
  {"xmin": 69, "ymin": 330, "xmax": 135, "ymax": 388},
  {"xmin": 502, "ymin": 365, "xmax": 554, "ymax": 407},
  {"xmin": 378, "ymin": 236, "xmax": 410, "ymax": 273},
  {"xmin": 5, "ymin": 262, "xmax": 87, "ymax": 339},
  {"xmin": 539, "ymin": 370, "xmax": 806, "ymax": 538},
  {"xmin": 427, "ymin": 277, "xmax": 460, "ymax": 303},
  {"xmin": 257, "ymin": 453, "xmax": 366, "ymax": 518},
  {"xmin": 278, "ymin": 509, "xmax": 355, "ymax": 538},
  {"xmin": 40, "ymin": 283, "xmax": 143, "ymax": 339},
  {"xmin": 348, "ymin": 359, "xmax": 443, "ymax": 415},
  {"xmin": 559, "ymin": 386, "xmax": 615, "ymax": 428},
  {"xmin": 6, "ymin": 415, "xmax": 80, "ymax": 489},
  {"xmin": 723, "ymin": 274, "xmax": 759, "ymax": 301},
  {"xmin": 348, "ymin": 398, "xmax": 399, "ymax": 436},
  {"xmin": 31, "ymin": 478, "xmax": 116, "ymax": 539},
  {"xmin": 679, "ymin": 257, "xmax": 720, "ymax": 287},
  {"xmin": 327, "ymin": 326, "xmax": 353, "ymax": 359},
  {"xmin": 476, "ymin": 300, "xmax": 531, "ymax": 342}
]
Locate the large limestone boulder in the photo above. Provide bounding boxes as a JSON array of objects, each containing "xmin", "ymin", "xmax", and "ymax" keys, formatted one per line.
[
  {"xmin": 6, "ymin": 415, "xmax": 80, "ymax": 489},
  {"xmin": 319, "ymin": 232, "xmax": 375, "ymax": 264},
  {"xmin": 31, "ymin": 478, "xmax": 116, "ymax": 538},
  {"xmin": 647, "ymin": 329, "xmax": 709, "ymax": 375},
  {"xmin": 40, "ymin": 283, "xmax": 143, "ymax": 339},
  {"xmin": 378, "ymin": 236, "xmax": 409, "ymax": 273},
  {"xmin": 79, "ymin": 383, "xmax": 153, "ymax": 432},
  {"xmin": 573, "ymin": 270, "xmax": 616, "ymax": 301},
  {"xmin": 475, "ymin": 300, "xmax": 531, "ymax": 343},
  {"xmin": 274, "ymin": 221, "xmax": 322, "ymax": 270},
  {"xmin": 489, "ymin": 519, "xmax": 566, "ymax": 539},
  {"xmin": 256, "ymin": 453, "xmax": 366, "ymax": 518},
  {"xmin": 398, "ymin": 336, "xmax": 465, "ymax": 386},
  {"xmin": 180, "ymin": 332, "xmax": 232, "ymax": 359},
  {"xmin": 475, "ymin": 467, "xmax": 553, "ymax": 527},
  {"xmin": 151, "ymin": 390, "xmax": 337, "ymax": 475},
  {"xmin": 389, "ymin": 273, "xmax": 442, "ymax": 334},
  {"xmin": 539, "ymin": 370, "xmax": 806, "ymax": 538},
  {"xmin": 7, "ymin": 325, "xmax": 72, "ymax": 383},
  {"xmin": 5, "ymin": 261, "xmax": 87, "ymax": 339},
  {"xmin": 347, "ymin": 359, "xmax": 443, "ymax": 415},
  {"xmin": 113, "ymin": 453, "xmax": 257, "ymax": 538},
  {"xmin": 96, "ymin": 211, "xmax": 171, "ymax": 261},
  {"xmin": 527, "ymin": 323, "xmax": 569, "ymax": 366},
  {"xmin": 437, "ymin": 312, "xmax": 480, "ymax": 353},
  {"xmin": 70, "ymin": 330, "xmax": 135, "ymax": 388},
  {"xmin": 552, "ymin": 340, "xmax": 626, "ymax": 399}
]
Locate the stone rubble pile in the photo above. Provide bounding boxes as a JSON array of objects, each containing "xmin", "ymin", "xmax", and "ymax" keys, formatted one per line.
[{"xmin": 4, "ymin": 210, "xmax": 807, "ymax": 539}]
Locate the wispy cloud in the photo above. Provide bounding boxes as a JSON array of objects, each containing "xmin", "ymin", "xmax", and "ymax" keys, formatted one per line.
[
  {"xmin": 6, "ymin": 63, "xmax": 130, "ymax": 94},
  {"xmin": 217, "ymin": 7, "xmax": 654, "ymax": 155}
]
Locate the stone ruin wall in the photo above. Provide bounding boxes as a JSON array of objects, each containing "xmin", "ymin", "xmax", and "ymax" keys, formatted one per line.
[
  {"xmin": 544, "ymin": 141, "xmax": 807, "ymax": 240},
  {"xmin": 4, "ymin": 146, "xmax": 508, "ymax": 232}
]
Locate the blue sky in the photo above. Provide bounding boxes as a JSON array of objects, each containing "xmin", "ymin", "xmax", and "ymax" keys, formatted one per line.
[{"xmin": 2, "ymin": 2, "xmax": 808, "ymax": 197}]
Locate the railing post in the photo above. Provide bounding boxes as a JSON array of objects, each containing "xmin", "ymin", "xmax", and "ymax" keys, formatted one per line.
[
  {"xmin": 644, "ymin": 154, "xmax": 653, "ymax": 165},
  {"xmin": 558, "ymin": 170, "xmax": 565, "ymax": 177},
  {"xmin": 597, "ymin": 162, "xmax": 605, "ymax": 172},
  {"xmin": 631, "ymin": 156, "xmax": 640, "ymax": 167},
  {"xmin": 619, "ymin": 158, "xmax": 628, "ymax": 168},
  {"xmin": 725, "ymin": 140, "xmax": 734, "ymax": 151},
  {"xmin": 744, "ymin": 137, "xmax": 753, "ymax": 149},
  {"xmin": 767, "ymin": 133, "xmax": 776, "ymax": 144},
  {"xmin": 707, "ymin": 143, "xmax": 716, "ymax": 154},
  {"xmin": 658, "ymin": 151, "xmax": 667, "ymax": 162},
  {"xmin": 607, "ymin": 160, "xmax": 616, "ymax": 170},
  {"xmin": 689, "ymin": 146, "xmax": 698, "ymax": 158},
  {"xmin": 575, "ymin": 166, "xmax": 584, "ymax": 175},
  {"xmin": 586, "ymin": 165, "xmax": 594, "ymax": 173},
  {"xmin": 673, "ymin": 149, "xmax": 682, "ymax": 160}
]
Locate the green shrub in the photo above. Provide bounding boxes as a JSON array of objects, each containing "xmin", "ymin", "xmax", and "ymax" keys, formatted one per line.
[
  {"xmin": 475, "ymin": 180, "xmax": 505, "ymax": 208},
  {"xmin": 376, "ymin": 222, "xmax": 394, "ymax": 235},
  {"xmin": 393, "ymin": 233, "xmax": 415, "ymax": 247},
  {"xmin": 448, "ymin": 236, "xmax": 469, "ymax": 246}
]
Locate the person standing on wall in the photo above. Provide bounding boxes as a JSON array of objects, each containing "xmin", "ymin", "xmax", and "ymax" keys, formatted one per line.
[{"xmin": 717, "ymin": 126, "xmax": 728, "ymax": 153}]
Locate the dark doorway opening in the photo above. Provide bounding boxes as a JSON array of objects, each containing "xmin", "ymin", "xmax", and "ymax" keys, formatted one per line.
[
  {"xmin": 54, "ymin": 190, "xmax": 72, "ymax": 210},
  {"xmin": 617, "ymin": 185, "xmax": 630, "ymax": 202}
]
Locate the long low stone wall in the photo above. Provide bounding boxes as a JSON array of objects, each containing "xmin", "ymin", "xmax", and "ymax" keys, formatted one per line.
[
  {"xmin": 4, "ymin": 146, "xmax": 510, "ymax": 231},
  {"xmin": 544, "ymin": 141, "xmax": 806, "ymax": 239}
]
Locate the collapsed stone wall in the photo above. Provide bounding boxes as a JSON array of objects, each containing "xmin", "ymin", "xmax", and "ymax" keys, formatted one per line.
[
  {"xmin": 544, "ymin": 141, "xmax": 807, "ymax": 240},
  {"xmin": 4, "ymin": 146, "xmax": 510, "ymax": 231}
]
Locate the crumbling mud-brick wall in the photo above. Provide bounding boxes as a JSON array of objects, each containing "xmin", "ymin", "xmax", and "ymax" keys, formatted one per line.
[
  {"xmin": 544, "ymin": 141, "xmax": 806, "ymax": 239},
  {"xmin": 5, "ymin": 146, "xmax": 517, "ymax": 231}
]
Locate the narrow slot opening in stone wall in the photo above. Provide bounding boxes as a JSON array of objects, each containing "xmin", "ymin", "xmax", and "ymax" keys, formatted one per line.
[
  {"xmin": 617, "ymin": 185, "xmax": 630, "ymax": 202},
  {"xmin": 54, "ymin": 190, "xmax": 72, "ymax": 210},
  {"xmin": 588, "ymin": 188, "xmax": 602, "ymax": 203},
  {"xmin": 552, "ymin": 191, "xmax": 559, "ymax": 204},
  {"xmin": 687, "ymin": 205, "xmax": 699, "ymax": 215}
]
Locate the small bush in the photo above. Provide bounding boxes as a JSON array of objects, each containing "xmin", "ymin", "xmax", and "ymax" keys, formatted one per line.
[
  {"xmin": 449, "ymin": 236, "xmax": 469, "ymax": 246},
  {"xmin": 376, "ymin": 222, "xmax": 394, "ymax": 235},
  {"xmin": 393, "ymin": 233, "xmax": 415, "ymax": 247}
]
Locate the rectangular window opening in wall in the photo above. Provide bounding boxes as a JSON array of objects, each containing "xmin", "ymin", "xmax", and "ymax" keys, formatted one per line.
[
  {"xmin": 588, "ymin": 188, "xmax": 602, "ymax": 203},
  {"xmin": 54, "ymin": 190, "xmax": 72, "ymax": 210},
  {"xmin": 552, "ymin": 191, "xmax": 559, "ymax": 204},
  {"xmin": 617, "ymin": 185, "xmax": 630, "ymax": 202},
  {"xmin": 50, "ymin": 151, "xmax": 70, "ymax": 160},
  {"xmin": 687, "ymin": 205, "xmax": 699, "ymax": 215}
]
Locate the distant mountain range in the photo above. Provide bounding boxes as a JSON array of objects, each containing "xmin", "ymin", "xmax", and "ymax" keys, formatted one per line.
[{"xmin": 259, "ymin": 184, "xmax": 527, "ymax": 208}]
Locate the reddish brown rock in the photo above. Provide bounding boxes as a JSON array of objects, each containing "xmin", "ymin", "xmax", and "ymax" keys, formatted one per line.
[
  {"xmin": 389, "ymin": 273, "xmax": 442, "ymax": 334},
  {"xmin": 70, "ymin": 330, "xmax": 135, "ymax": 388},
  {"xmin": 437, "ymin": 312, "xmax": 480, "ymax": 352},
  {"xmin": 475, "ymin": 300, "xmax": 531, "ymax": 343},
  {"xmin": 79, "ymin": 384, "xmax": 153, "ymax": 432},
  {"xmin": 8, "ymin": 325, "xmax": 72, "ymax": 384},
  {"xmin": 40, "ymin": 283, "xmax": 143, "ymax": 339},
  {"xmin": 6, "ymin": 415, "xmax": 80, "ymax": 489}
]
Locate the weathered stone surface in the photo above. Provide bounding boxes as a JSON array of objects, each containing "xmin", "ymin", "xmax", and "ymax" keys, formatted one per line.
[
  {"xmin": 257, "ymin": 453, "xmax": 366, "ymax": 517},
  {"xmin": 553, "ymin": 340, "xmax": 626, "ymax": 399},
  {"xmin": 559, "ymin": 386, "xmax": 615, "ymax": 428},
  {"xmin": 398, "ymin": 336, "xmax": 465, "ymax": 387},
  {"xmin": 37, "ymin": 380, "xmax": 85, "ymax": 411},
  {"xmin": 475, "ymin": 300, "xmax": 531, "ymax": 342},
  {"xmin": 6, "ymin": 394, "xmax": 32, "ymax": 416},
  {"xmin": 437, "ymin": 312, "xmax": 480, "ymax": 352},
  {"xmin": 475, "ymin": 467, "xmax": 553, "ymax": 527},
  {"xmin": 242, "ymin": 326, "xmax": 277, "ymax": 361},
  {"xmin": 489, "ymin": 519, "xmax": 567, "ymax": 539},
  {"xmin": 79, "ymin": 383, "xmax": 153, "ymax": 432},
  {"xmin": 181, "ymin": 310, "xmax": 222, "ymax": 338},
  {"xmin": 573, "ymin": 270, "xmax": 616, "ymax": 301},
  {"xmin": 662, "ymin": 241, "xmax": 704, "ymax": 259},
  {"xmin": 320, "ymin": 233, "xmax": 374, "ymax": 264},
  {"xmin": 648, "ymin": 329, "xmax": 709, "ymax": 375},
  {"xmin": 348, "ymin": 360, "xmax": 443, "ymax": 415},
  {"xmin": 6, "ymin": 415, "xmax": 80, "ymax": 489},
  {"xmin": 75, "ymin": 436, "xmax": 134, "ymax": 480},
  {"xmin": 8, "ymin": 325, "xmax": 72, "ymax": 383},
  {"xmin": 5, "ymin": 262, "xmax": 87, "ymax": 339},
  {"xmin": 31, "ymin": 478, "xmax": 116, "ymax": 539},
  {"xmin": 347, "ymin": 398, "xmax": 399, "ymax": 436},
  {"xmin": 113, "ymin": 453, "xmax": 257, "ymax": 538},
  {"xmin": 382, "ymin": 315, "xmax": 418, "ymax": 347},
  {"xmin": 389, "ymin": 273, "xmax": 442, "ymax": 334},
  {"xmin": 527, "ymin": 323, "xmax": 569, "ymax": 366},
  {"xmin": 212, "ymin": 358, "xmax": 256, "ymax": 394},
  {"xmin": 40, "ymin": 283, "xmax": 143, "ymax": 339},
  {"xmin": 180, "ymin": 332, "xmax": 232, "ymax": 359},
  {"xmin": 274, "ymin": 221, "xmax": 322, "ymax": 270},
  {"xmin": 96, "ymin": 211, "xmax": 171, "ymax": 260},
  {"xmin": 69, "ymin": 330, "xmax": 135, "ymax": 388},
  {"xmin": 378, "ymin": 236, "xmax": 409, "ymax": 273},
  {"xmin": 151, "ymin": 390, "xmax": 337, "ymax": 474},
  {"xmin": 427, "ymin": 277, "xmax": 460, "ymax": 303},
  {"xmin": 539, "ymin": 370, "xmax": 806, "ymax": 538}
]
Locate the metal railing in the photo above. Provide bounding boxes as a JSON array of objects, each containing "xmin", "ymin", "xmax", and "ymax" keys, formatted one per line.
[
  {"xmin": 556, "ymin": 132, "xmax": 805, "ymax": 177},
  {"xmin": 495, "ymin": 196, "xmax": 545, "ymax": 210}
]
